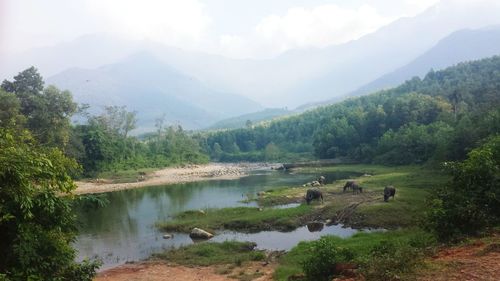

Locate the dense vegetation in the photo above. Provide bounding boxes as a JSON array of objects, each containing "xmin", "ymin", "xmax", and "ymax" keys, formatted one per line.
[
  {"xmin": 201, "ymin": 56, "xmax": 500, "ymax": 164},
  {"xmin": 0, "ymin": 128, "xmax": 100, "ymax": 280},
  {"xmin": 275, "ymin": 230, "xmax": 436, "ymax": 281},
  {"xmin": 0, "ymin": 67, "xmax": 208, "ymax": 176},
  {"xmin": 425, "ymin": 136, "xmax": 500, "ymax": 241}
]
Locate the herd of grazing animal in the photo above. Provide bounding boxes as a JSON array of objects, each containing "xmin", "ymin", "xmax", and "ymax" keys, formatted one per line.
[{"xmin": 304, "ymin": 176, "xmax": 396, "ymax": 204}]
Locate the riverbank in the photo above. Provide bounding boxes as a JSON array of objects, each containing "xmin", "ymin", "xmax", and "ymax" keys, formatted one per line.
[
  {"xmin": 75, "ymin": 163, "xmax": 271, "ymax": 194},
  {"xmin": 96, "ymin": 241, "xmax": 277, "ymax": 281},
  {"xmin": 88, "ymin": 164, "xmax": 498, "ymax": 280},
  {"xmin": 95, "ymin": 261, "xmax": 276, "ymax": 281},
  {"xmin": 157, "ymin": 165, "xmax": 449, "ymax": 233}
]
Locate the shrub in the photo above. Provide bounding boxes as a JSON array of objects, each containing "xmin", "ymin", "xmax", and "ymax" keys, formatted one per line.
[
  {"xmin": 301, "ymin": 237, "xmax": 354, "ymax": 281},
  {"xmin": 0, "ymin": 128, "xmax": 100, "ymax": 280},
  {"xmin": 362, "ymin": 240, "xmax": 422, "ymax": 281},
  {"xmin": 424, "ymin": 136, "xmax": 500, "ymax": 241}
]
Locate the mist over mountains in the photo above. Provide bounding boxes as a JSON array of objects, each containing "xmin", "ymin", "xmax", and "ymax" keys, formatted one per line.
[
  {"xmin": 47, "ymin": 53, "xmax": 262, "ymax": 131},
  {"xmin": 2, "ymin": 0, "xmax": 500, "ymax": 130},
  {"xmin": 349, "ymin": 26, "xmax": 500, "ymax": 97}
]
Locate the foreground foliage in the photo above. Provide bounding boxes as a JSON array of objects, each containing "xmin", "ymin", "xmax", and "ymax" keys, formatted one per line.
[
  {"xmin": 301, "ymin": 238, "xmax": 354, "ymax": 281},
  {"xmin": 0, "ymin": 128, "xmax": 99, "ymax": 280},
  {"xmin": 425, "ymin": 136, "xmax": 500, "ymax": 241},
  {"xmin": 275, "ymin": 230, "xmax": 435, "ymax": 281}
]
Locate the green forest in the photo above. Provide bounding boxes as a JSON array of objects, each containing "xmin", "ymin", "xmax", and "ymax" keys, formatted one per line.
[{"xmin": 201, "ymin": 56, "xmax": 500, "ymax": 164}]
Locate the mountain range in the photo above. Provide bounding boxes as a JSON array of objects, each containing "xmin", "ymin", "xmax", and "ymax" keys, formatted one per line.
[
  {"xmin": 47, "ymin": 53, "xmax": 262, "ymax": 131},
  {"xmin": 3, "ymin": 0, "xmax": 500, "ymax": 130}
]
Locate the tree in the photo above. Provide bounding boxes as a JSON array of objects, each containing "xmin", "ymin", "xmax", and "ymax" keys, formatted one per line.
[
  {"xmin": 0, "ymin": 90, "xmax": 25, "ymax": 129},
  {"xmin": 0, "ymin": 128, "xmax": 100, "ymax": 280},
  {"xmin": 265, "ymin": 142, "xmax": 280, "ymax": 161},
  {"xmin": 1, "ymin": 66, "xmax": 43, "ymax": 96},
  {"xmin": 245, "ymin": 119, "xmax": 253, "ymax": 128},
  {"xmin": 212, "ymin": 142, "xmax": 223, "ymax": 161},
  {"xmin": 1, "ymin": 68, "xmax": 77, "ymax": 148},
  {"xmin": 425, "ymin": 136, "xmax": 500, "ymax": 241},
  {"xmin": 92, "ymin": 106, "xmax": 137, "ymax": 137},
  {"xmin": 30, "ymin": 86, "xmax": 78, "ymax": 147}
]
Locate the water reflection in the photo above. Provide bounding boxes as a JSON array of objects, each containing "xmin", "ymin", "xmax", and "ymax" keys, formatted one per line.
[{"xmin": 75, "ymin": 169, "xmax": 363, "ymax": 269}]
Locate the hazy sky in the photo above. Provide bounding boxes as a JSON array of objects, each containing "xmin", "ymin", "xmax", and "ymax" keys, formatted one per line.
[{"xmin": 0, "ymin": 0, "xmax": 467, "ymax": 59}]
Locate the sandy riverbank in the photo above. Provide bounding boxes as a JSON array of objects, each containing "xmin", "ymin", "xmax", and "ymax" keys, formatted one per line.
[
  {"xmin": 75, "ymin": 163, "xmax": 273, "ymax": 195},
  {"xmin": 95, "ymin": 260, "xmax": 275, "ymax": 281}
]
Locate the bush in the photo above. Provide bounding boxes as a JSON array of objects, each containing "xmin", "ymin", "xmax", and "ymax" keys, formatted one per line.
[
  {"xmin": 425, "ymin": 136, "xmax": 500, "ymax": 241},
  {"xmin": 0, "ymin": 128, "xmax": 100, "ymax": 280},
  {"xmin": 301, "ymin": 237, "xmax": 354, "ymax": 281},
  {"xmin": 362, "ymin": 240, "xmax": 422, "ymax": 281}
]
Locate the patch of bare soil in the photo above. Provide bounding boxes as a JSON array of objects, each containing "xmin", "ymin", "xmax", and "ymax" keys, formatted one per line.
[
  {"xmin": 418, "ymin": 234, "xmax": 500, "ymax": 281},
  {"xmin": 95, "ymin": 260, "xmax": 275, "ymax": 281},
  {"xmin": 76, "ymin": 163, "xmax": 270, "ymax": 195}
]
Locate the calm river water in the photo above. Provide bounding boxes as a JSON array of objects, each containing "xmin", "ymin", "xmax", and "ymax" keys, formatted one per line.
[{"xmin": 75, "ymin": 169, "xmax": 365, "ymax": 269}]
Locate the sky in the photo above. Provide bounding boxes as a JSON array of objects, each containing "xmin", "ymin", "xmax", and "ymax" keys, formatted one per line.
[{"xmin": 0, "ymin": 0, "xmax": 451, "ymax": 59}]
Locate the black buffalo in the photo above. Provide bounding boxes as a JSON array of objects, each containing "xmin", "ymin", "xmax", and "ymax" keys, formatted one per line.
[
  {"xmin": 384, "ymin": 186, "xmax": 396, "ymax": 202},
  {"xmin": 305, "ymin": 189, "xmax": 323, "ymax": 204},
  {"xmin": 351, "ymin": 183, "xmax": 363, "ymax": 194},
  {"xmin": 343, "ymin": 180, "xmax": 356, "ymax": 192}
]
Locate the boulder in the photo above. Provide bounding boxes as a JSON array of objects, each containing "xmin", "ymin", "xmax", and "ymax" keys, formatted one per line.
[
  {"xmin": 162, "ymin": 234, "xmax": 173, "ymax": 239},
  {"xmin": 189, "ymin": 228, "xmax": 214, "ymax": 239}
]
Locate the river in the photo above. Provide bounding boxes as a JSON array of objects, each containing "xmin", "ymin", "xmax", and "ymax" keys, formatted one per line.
[{"xmin": 75, "ymin": 169, "xmax": 366, "ymax": 270}]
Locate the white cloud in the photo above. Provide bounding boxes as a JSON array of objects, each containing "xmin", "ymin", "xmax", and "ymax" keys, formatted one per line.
[
  {"xmin": 218, "ymin": 4, "xmax": 394, "ymax": 58},
  {"xmin": 400, "ymin": 0, "xmax": 441, "ymax": 16},
  {"xmin": 6, "ymin": 0, "xmax": 498, "ymax": 59},
  {"xmin": 86, "ymin": 0, "xmax": 212, "ymax": 49}
]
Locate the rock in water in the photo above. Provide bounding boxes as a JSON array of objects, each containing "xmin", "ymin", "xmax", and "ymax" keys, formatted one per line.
[
  {"xmin": 163, "ymin": 234, "xmax": 173, "ymax": 239},
  {"xmin": 189, "ymin": 228, "xmax": 214, "ymax": 239}
]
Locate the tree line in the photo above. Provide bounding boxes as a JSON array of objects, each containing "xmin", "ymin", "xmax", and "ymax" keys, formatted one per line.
[
  {"xmin": 200, "ymin": 56, "xmax": 500, "ymax": 165},
  {"xmin": 0, "ymin": 67, "xmax": 208, "ymax": 177}
]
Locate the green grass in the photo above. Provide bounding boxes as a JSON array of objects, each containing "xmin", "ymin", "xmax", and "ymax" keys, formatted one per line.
[
  {"xmin": 157, "ymin": 205, "xmax": 315, "ymax": 233},
  {"xmin": 273, "ymin": 229, "xmax": 435, "ymax": 281},
  {"xmin": 345, "ymin": 165, "xmax": 449, "ymax": 228},
  {"xmin": 158, "ymin": 165, "xmax": 450, "ymax": 234},
  {"xmin": 153, "ymin": 241, "xmax": 265, "ymax": 266},
  {"xmin": 258, "ymin": 165, "xmax": 450, "ymax": 228}
]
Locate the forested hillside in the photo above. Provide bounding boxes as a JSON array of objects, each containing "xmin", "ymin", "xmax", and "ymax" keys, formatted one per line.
[{"xmin": 201, "ymin": 56, "xmax": 500, "ymax": 164}]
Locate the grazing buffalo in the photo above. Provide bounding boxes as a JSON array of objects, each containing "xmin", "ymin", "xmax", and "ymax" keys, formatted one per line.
[
  {"xmin": 351, "ymin": 183, "xmax": 363, "ymax": 194},
  {"xmin": 343, "ymin": 180, "xmax": 356, "ymax": 192},
  {"xmin": 305, "ymin": 189, "xmax": 323, "ymax": 204},
  {"xmin": 318, "ymin": 176, "xmax": 326, "ymax": 185},
  {"xmin": 384, "ymin": 186, "xmax": 396, "ymax": 202}
]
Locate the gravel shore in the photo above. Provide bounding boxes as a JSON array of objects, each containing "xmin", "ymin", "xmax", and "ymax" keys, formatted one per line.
[{"xmin": 75, "ymin": 163, "xmax": 271, "ymax": 195}]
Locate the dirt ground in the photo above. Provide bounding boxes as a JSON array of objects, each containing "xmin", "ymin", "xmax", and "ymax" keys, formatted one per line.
[
  {"xmin": 75, "ymin": 163, "xmax": 270, "ymax": 194},
  {"xmin": 95, "ymin": 261, "xmax": 275, "ymax": 281},
  {"xmin": 418, "ymin": 234, "xmax": 500, "ymax": 281}
]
